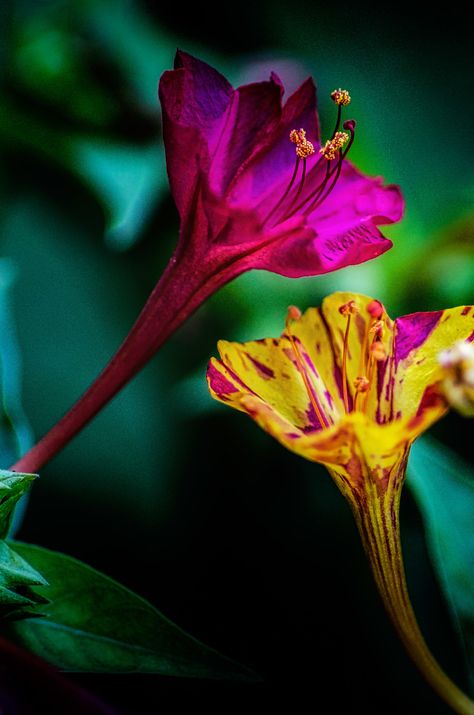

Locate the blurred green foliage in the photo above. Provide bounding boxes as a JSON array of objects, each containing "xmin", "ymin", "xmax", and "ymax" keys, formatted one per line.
[
  {"xmin": 1, "ymin": 0, "xmax": 473, "ymax": 713},
  {"xmin": 0, "ymin": 261, "xmax": 32, "ymax": 467}
]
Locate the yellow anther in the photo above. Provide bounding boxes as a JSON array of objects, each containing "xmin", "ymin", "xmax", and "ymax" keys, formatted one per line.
[
  {"xmin": 319, "ymin": 131, "xmax": 349, "ymax": 160},
  {"xmin": 438, "ymin": 340, "xmax": 474, "ymax": 416},
  {"xmin": 331, "ymin": 88, "xmax": 351, "ymax": 106},
  {"xmin": 370, "ymin": 341, "xmax": 387, "ymax": 361},
  {"xmin": 354, "ymin": 376, "xmax": 370, "ymax": 393},
  {"xmin": 339, "ymin": 299, "xmax": 359, "ymax": 317},
  {"xmin": 287, "ymin": 305, "xmax": 302, "ymax": 322},
  {"xmin": 332, "ymin": 131, "xmax": 349, "ymax": 150},
  {"xmin": 290, "ymin": 128, "xmax": 306, "ymax": 144},
  {"xmin": 296, "ymin": 140, "xmax": 315, "ymax": 158},
  {"xmin": 289, "ymin": 128, "xmax": 315, "ymax": 159},
  {"xmin": 319, "ymin": 140, "xmax": 337, "ymax": 161}
]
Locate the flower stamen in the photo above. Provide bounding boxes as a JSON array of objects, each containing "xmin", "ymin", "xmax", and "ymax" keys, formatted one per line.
[
  {"xmin": 290, "ymin": 128, "xmax": 315, "ymax": 159},
  {"xmin": 353, "ymin": 375, "xmax": 370, "ymax": 412},
  {"xmin": 296, "ymin": 119, "xmax": 356, "ymax": 217},
  {"xmin": 369, "ymin": 320, "xmax": 384, "ymax": 340},
  {"xmin": 262, "ymin": 128, "xmax": 315, "ymax": 227},
  {"xmin": 338, "ymin": 300, "xmax": 358, "ymax": 317},
  {"xmin": 263, "ymin": 91, "xmax": 355, "ymax": 227},
  {"xmin": 261, "ymin": 155, "xmax": 301, "ymax": 226},
  {"xmin": 357, "ymin": 328, "xmax": 369, "ymax": 385},
  {"xmin": 356, "ymin": 302, "xmax": 387, "ymax": 414},
  {"xmin": 295, "ymin": 90, "xmax": 350, "ymax": 220},
  {"xmin": 286, "ymin": 306, "xmax": 329, "ymax": 429},
  {"xmin": 331, "ymin": 88, "xmax": 351, "ymax": 107},
  {"xmin": 328, "ymin": 88, "xmax": 351, "ymax": 143},
  {"xmin": 371, "ymin": 341, "xmax": 387, "ymax": 361},
  {"xmin": 293, "ymin": 156, "xmax": 308, "ymax": 207},
  {"xmin": 339, "ymin": 300, "xmax": 359, "ymax": 413},
  {"xmin": 319, "ymin": 131, "xmax": 349, "ymax": 161},
  {"xmin": 362, "ymin": 340, "xmax": 386, "ymax": 413}
]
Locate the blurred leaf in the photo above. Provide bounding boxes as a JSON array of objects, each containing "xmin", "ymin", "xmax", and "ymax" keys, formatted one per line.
[
  {"xmin": 408, "ymin": 436, "xmax": 474, "ymax": 694},
  {"xmin": 0, "ymin": 100, "xmax": 70, "ymax": 166},
  {"xmin": 7, "ymin": 542, "xmax": 258, "ymax": 680},
  {"xmin": 86, "ymin": 0, "xmax": 176, "ymax": 109},
  {"xmin": 391, "ymin": 215, "xmax": 474, "ymax": 313},
  {"xmin": 72, "ymin": 138, "xmax": 168, "ymax": 250},
  {"xmin": 419, "ymin": 249, "xmax": 474, "ymax": 306},
  {"xmin": 0, "ymin": 259, "xmax": 33, "ymax": 534},
  {"xmin": 2, "ymin": 103, "xmax": 166, "ymax": 249},
  {"xmin": 0, "ymin": 260, "xmax": 33, "ymax": 465},
  {"xmin": 11, "ymin": 8, "xmax": 117, "ymax": 127}
]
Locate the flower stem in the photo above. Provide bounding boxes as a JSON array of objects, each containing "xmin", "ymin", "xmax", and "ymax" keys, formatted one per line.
[
  {"xmin": 346, "ymin": 472, "xmax": 474, "ymax": 715},
  {"xmin": 10, "ymin": 246, "xmax": 218, "ymax": 475}
]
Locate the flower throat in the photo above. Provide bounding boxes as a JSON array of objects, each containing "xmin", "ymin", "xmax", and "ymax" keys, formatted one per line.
[{"xmin": 285, "ymin": 298, "xmax": 387, "ymax": 430}]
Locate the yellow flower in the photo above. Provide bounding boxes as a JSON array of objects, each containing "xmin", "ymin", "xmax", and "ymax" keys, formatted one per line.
[{"xmin": 207, "ymin": 292, "xmax": 474, "ymax": 715}]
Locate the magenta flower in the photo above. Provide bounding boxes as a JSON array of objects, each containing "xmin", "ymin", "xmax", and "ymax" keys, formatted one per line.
[
  {"xmin": 12, "ymin": 51, "xmax": 403, "ymax": 475},
  {"xmin": 159, "ymin": 50, "xmax": 403, "ymax": 281}
]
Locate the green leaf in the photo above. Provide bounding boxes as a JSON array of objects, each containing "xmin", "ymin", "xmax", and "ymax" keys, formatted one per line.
[
  {"xmin": 0, "ymin": 540, "xmax": 48, "ymax": 619},
  {"xmin": 408, "ymin": 436, "xmax": 474, "ymax": 694},
  {"xmin": 0, "ymin": 470, "xmax": 36, "ymax": 540},
  {"xmin": 0, "ymin": 475, "xmax": 47, "ymax": 618},
  {"xmin": 6, "ymin": 542, "xmax": 258, "ymax": 680}
]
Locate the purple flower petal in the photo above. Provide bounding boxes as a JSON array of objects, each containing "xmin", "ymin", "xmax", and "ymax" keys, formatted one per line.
[{"xmin": 159, "ymin": 52, "xmax": 403, "ymax": 283}]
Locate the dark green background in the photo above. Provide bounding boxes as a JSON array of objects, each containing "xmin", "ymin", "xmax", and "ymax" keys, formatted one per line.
[{"xmin": 2, "ymin": 1, "xmax": 473, "ymax": 712}]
